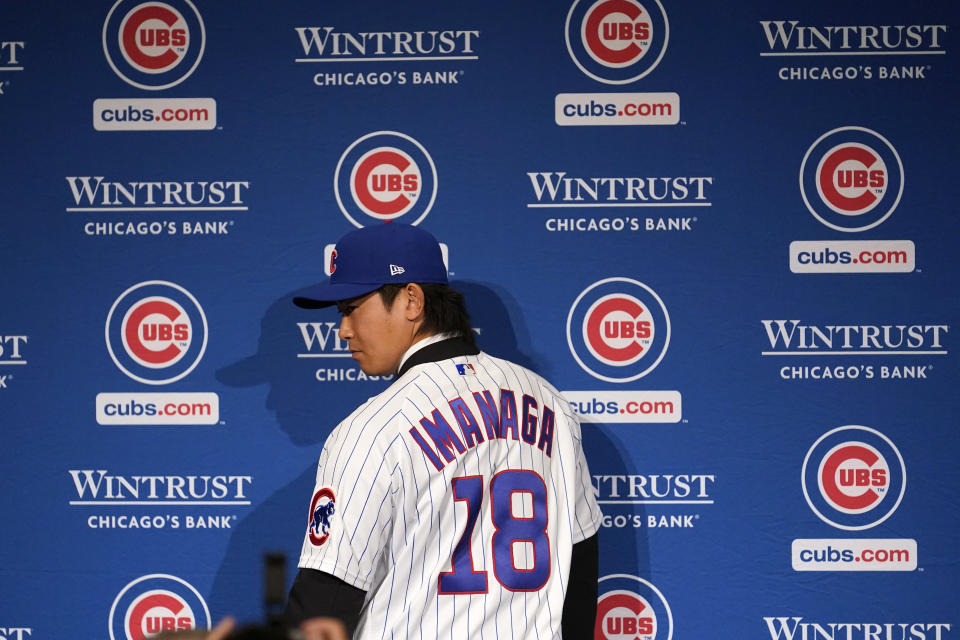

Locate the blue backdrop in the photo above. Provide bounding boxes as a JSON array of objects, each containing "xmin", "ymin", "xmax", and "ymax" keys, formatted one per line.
[{"xmin": 1, "ymin": 1, "xmax": 957, "ymax": 639}]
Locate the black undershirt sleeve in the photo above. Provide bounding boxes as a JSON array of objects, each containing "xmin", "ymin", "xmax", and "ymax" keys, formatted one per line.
[
  {"xmin": 562, "ymin": 533, "xmax": 600, "ymax": 640},
  {"xmin": 283, "ymin": 568, "xmax": 366, "ymax": 635}
]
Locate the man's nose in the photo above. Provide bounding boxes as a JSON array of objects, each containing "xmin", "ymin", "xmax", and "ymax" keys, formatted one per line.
[{"xmin": 338, "ymin": 317, "xmax": 352, "ymax": 340}]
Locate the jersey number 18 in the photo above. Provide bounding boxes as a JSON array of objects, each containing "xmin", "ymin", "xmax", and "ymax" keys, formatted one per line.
[{"xmin": 439, "ymin": 470, "xmax": 550, "ymax": 594}]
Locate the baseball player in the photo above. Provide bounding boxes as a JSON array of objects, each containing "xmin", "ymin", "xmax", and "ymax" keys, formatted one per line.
[{"xmin": 284, "ymin": 223, "xmax": 602, "ymax": 639}]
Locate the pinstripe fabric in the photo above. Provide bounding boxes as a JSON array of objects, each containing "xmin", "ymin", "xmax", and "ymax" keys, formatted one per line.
[{"xmin": 297, "ymin": 349, "xmax": 602, "ymax": 639}]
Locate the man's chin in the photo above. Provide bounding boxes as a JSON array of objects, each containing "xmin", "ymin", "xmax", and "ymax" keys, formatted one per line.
[
  {"xmin": 354, "ymin": 361, "xmax": 382, "ymax": 377},
  {"xmin": 355, "ymin": 361, "xmax": 397, "ymax": 378}
]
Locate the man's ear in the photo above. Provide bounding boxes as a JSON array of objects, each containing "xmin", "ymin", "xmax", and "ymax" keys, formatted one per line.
[{"xmin": 404, "ymin": 283, "xmax": 425, "ymax": 321}]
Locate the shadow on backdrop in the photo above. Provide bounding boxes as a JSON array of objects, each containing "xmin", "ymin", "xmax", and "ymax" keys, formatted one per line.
[
  {"xmin": 585, "ymin": 425, "xmax": 649, "ymax": 579},
  {"xmin": 210, "ymin": 283, "xmax": 374, "ymax": 622}
]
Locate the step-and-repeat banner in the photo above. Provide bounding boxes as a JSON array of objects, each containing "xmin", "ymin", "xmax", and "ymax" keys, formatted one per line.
[{"xmin": 2, "ymin": 1, "xmax": 957, "ymax": 638}]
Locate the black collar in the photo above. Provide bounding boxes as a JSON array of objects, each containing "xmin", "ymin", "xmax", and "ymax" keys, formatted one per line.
[{"xmin": 397, "ymin": 336, "xmax": 480, "ymax": 377}]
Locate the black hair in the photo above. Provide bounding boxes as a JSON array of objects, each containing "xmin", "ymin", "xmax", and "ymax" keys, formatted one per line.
[{"xmin": 379, "ymin": 283, "xmax": 476, "ymax": 348}]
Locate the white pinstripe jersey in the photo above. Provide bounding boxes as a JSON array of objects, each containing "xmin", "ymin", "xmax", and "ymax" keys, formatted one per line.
[{"xmin": 297, "ymin": 341, "xmax": 602, "ymax": 639}]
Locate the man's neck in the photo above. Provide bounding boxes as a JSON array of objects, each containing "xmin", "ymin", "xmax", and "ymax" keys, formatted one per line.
[{"xmin": 396, "ymin": 332, "xmax": 452, "ymax": 373}]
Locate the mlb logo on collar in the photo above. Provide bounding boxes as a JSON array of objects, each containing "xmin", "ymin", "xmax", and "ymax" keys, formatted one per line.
[{"xmin": 456, "ymin": 363, "xmax": 476, "ymax": 376}]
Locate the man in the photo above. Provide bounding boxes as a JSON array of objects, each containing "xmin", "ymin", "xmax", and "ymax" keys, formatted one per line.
[{"xmin": 284, "ymin": 222, "xmax": 602, "ymax": 639}]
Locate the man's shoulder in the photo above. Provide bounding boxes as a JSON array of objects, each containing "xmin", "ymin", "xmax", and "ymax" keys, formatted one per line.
[
  {"xmin": 475, "ymin": 352, "xmax": 567, "ymax": 402},
  {"xmin": 333, "ymin": 373, "xmax": 423, "ymax": 433}
]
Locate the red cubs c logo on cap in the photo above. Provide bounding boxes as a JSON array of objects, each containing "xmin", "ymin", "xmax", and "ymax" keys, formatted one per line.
[{"xmin": 329, "ymin": 249, "xmax": 338, "ymax": 275}]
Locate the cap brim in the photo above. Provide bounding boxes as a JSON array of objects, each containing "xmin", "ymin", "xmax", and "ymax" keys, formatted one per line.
[{"xmin": 292, "ymin": 282, "xmax": 383, "ymax": 308}]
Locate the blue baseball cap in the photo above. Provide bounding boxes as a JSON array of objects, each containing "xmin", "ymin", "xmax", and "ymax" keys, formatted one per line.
[{"xmin": 293, "ymin": 223, "xmax": 448, "ymax": 308}]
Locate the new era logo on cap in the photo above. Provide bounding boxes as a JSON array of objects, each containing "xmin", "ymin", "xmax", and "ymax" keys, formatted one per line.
[{"xmin": 390, "ymin": 264, "xmax": 406, "ymax": 276}]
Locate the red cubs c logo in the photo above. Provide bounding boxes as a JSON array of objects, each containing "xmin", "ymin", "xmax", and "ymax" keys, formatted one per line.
[
  {"xmin": 816, "ymin": 143, "xmax": 887, "ymax": 216},
  {"xmin": 350, "ymin": 148, "xmax": 421, "ymax": 219},
  {"xmin": 583, "ymin": 0, "xmax": 651, "ymax": 68},
  {"xmin": 120, "ymin": 3, "xmax": 189, "ymax": 73},
  {"xmin": 818, "ymin": 442, "xmax": 890, "ymax": 514},
  {"xmin": 583, "ymin": 295, "xmax": 653, "ymax": 366},
  {"xmin": 121, "ymin": 297, "xmax": 191, "ymax": 368},
  {"xmin": 126, "ymin": 591, "xmax": 195, "ymax": 640},
  {"xmin": 595, "ymin": 591, "xmax": 656, "ymax": 640}
]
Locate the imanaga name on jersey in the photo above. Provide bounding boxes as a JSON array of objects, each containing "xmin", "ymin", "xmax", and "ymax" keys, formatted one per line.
[{"xmin": 408, "ymin": 388, "xmax": 555, "ymax": 472}]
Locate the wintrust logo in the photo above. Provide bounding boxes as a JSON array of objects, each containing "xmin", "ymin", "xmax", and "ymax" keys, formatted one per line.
[
  {"xmin": 66, "ymin": 176, "xmax": 248, "ymax": 237},
  {"xmin": 0, "ymin": 334, "xmax": 27, "ymax": 390},
  {"xmin": 593, "ymin": 473, "xmax": 714, "ymax": 531},
  {"xmin": 0, "ymin": 40, "xmax": 24, "ymax": 70},
  {"xmin": 294, "ymin": 25, "xmax": 479, "ymax": 88},
  {"xmin": 759, "ymin": 21, "xmax": 948, "ymax": 81},
  {"xmin": 762, "ymin": 319, "xmax": 948, "ymax": 382},
  {"xmin": 760, "ymin": 22, "xmax": 947, "ymax": 53},
  {"xmin": 0, "ymin": 40, "xmax": 25, "ymax": 96},
  {"xmin": 529, "ymin": 171, "xmax": 711, "ymax": 233},
  {"xmin": 69, "ymin": 469, "xmax": 251, "ymax": 531},
  {"xmin": 763, "ymin": 618, "xmax": 950, "ymax": 639}
]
